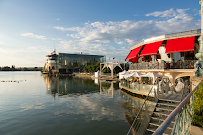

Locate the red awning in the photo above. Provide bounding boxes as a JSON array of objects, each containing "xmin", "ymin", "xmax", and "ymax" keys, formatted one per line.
[
  {"xmin": 125, "ymin": 46, "xmax": 142, "ymax": 61},
  {"xmin": 129, "ymin": 56, "xmax": 140, "ymax": 62},
  {"xmin": 140, "ymin": 41, "xmax": 163, "ymax": 56},
  {"xmin": 165, "ymin": 36, "xmax": 195, "ymax": 53}
]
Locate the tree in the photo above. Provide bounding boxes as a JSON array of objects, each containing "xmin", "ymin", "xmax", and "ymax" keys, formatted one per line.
[
  {"xmin": 84, "ymin": 66, "xmax": 88, "ymax": 72},
  {"xmin": 83, "ymin": 62, "xmax": 102, "ymax": 73},
  {"xmin": 193, "ymin": 80, "xmax": 203, "ymax": 127},
  {"xmin": 102, "ymin": 67, "xmax": 110, "ymax": 73}
]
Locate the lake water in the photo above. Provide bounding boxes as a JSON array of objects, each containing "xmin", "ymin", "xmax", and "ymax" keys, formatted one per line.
[{"xmin": 0, "ymin": 71, "xmax": 149, "ymax": 135}]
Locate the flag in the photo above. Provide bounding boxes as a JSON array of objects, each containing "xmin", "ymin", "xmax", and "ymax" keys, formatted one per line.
[{"xmin": 51, "ymin": 51, "xmax": 55, "ymax": 55}]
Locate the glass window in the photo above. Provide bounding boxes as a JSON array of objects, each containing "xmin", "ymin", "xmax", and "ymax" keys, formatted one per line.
[{"xmin": 173, "ymin": 52, "xmax": 180, "ymax": 62}]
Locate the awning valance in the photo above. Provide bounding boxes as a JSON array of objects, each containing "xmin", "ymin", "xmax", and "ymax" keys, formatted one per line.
[
  {"xmin": 125, "ymin": 46, "xmax": 142, "ymax": 61},
  {"xmin": 165, "ymin": 36, "xmax": 195, "ymax": 53},
  {"xmin": 140, "ymin": 41, "xmax": 163, "ymax": 56}
]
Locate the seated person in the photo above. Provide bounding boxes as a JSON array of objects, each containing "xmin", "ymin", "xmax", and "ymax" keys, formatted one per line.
[{"xmin": 122, "ymin": 76, "xmax": 125, "ymax": 81}]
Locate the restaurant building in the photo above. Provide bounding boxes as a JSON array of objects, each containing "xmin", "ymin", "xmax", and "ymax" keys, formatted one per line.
[
  {"xmin": 125, "ymin": 29, "xmax": 200, "ymax": 84},
  {"xmin": 44, "ymin": 52, "xmax": 106, "ymax": 73}
]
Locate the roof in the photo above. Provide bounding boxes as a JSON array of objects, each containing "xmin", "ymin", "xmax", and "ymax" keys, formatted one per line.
[
  {"xmin": 130, "ymin": 29, "xmax": 201, "ymax": 50},
  {"xmin": 58, "ymin": 53, "xmax": 105, "ymax": 57}
]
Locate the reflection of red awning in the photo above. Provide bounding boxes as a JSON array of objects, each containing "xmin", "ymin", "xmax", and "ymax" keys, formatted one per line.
[
  {"xmin": 125, "ymin": 46, "xmax": 143, "ymax": 61},
  {"xmin": 140, "ymin": 41, "xmax": 163, "ymax": 56},
  {"xmin": 165, "ymin": 36, "xmax": 195, "ymax": 53}
]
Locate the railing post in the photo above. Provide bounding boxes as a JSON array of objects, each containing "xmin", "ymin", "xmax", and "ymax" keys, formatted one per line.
[{"xmin": 157, "ymin": 82, "xmax": 159, "ymax": 99}]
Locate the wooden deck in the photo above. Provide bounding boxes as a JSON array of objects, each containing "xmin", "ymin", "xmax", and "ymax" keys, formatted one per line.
[{"xmin": 159, "ymin": 93, "xmax": 182, "ymax": 102}]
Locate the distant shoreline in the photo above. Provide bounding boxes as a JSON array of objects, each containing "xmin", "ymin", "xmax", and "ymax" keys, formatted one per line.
[
  {"xmin": 73, "ymin": 73, "xmax": 93, "ymax": 78},
  {"xmin": 0, "ymin": 70, "xmax": 41, "ymax": 71}
]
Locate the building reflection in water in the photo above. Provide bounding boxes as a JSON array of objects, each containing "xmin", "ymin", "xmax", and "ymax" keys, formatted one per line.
[
  {"xmin": 43, "ymin": 75, "xmax": 100, "ymax": 98},
  {"xmin": 43, "ymin": 75, "xmax": 58, "ymax": 98},
  {"xmin": 99, "ymin": 81, "xmax": 120, "ymax": 98},
  {"xmin": 120, "ymin": 90, "xmax": 156, "ymax": 135},
  {"xmin": 94, "ymin": 78, "xmax": 99, "ymax": 85}
]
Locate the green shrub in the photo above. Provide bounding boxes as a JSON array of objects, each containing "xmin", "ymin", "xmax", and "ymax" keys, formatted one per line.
[
  {"xmin": 192, "ymin": 80, "xmax": 203, "ymax": 127},
  {"xmin": 83, "ymin": 65, "xmax": 100, "ymax": 73}
]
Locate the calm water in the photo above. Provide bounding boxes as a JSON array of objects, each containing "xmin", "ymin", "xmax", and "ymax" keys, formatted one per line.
[{"xmin": 0, "ymin": 71, "xmax": 147, "ymax": 135}]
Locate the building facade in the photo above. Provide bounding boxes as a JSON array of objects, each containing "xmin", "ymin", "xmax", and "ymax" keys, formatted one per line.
[
  {"xmin": 44, "ymin": 52, "xmax": 106, "ymax": 73},
  {"xmin": 125, "ymin": 29, "xmax": 201, "ymax": 84}
]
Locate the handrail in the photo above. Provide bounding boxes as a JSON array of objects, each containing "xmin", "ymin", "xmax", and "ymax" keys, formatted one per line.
[
  {"xmin": 126, "ymin": 80, "xmax": 158, "ymax": 135},
  {"xmin": 152, "ymin": 84, "xmax": 199, "ymax": 135},
  {"xmin": 129, "ymin": 60, "xmax": 197, "ymax": 70}
]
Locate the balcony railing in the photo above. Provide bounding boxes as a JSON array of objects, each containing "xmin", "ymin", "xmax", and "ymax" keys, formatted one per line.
[
  {"xmin": 129, "ymin": 60, "xmax": 197, "ymax": 70},
  {"xmin": 153, "ymin": 82, "xmax": 198, "ymax": 135},
  {"xmin": 120, "ymin": 80, "xmax": 155, "ymax": 96}
]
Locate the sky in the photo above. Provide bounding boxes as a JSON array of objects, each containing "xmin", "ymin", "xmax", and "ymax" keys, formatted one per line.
[{"xmin": 0, "ymin": 0, "xmax": 201, "ymax": 67}]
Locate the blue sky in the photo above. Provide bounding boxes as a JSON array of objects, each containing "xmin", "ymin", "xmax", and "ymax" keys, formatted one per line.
[{"xmin": 0, "ymin": 0, "xmax": 201, "ymax": 67}]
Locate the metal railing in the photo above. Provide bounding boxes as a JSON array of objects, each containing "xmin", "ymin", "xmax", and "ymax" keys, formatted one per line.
[
  {"xmin": 120, "ymin": 80, "xmax": 154, "ymax": 96},
  {"xmin": 120, "ymin": 78, "xmax": 179, "ymax": 99},
  {"xmin": 129, "ymin": 60, "xmax": 197, "ymax": 70},
  {"xmin": 126, "ymin": 80, "xmax": 159, "ymax": 135},
  {"xmin": 129, "ymin": 61, "xmax": 164, "ymax": 70},
  {"xmin": 153, "ymin": 83, "xmax": 199, "ymax": 135},
  {"xmin": 123, "ymin": 77, "xmax": 191, "ymax": 135}
]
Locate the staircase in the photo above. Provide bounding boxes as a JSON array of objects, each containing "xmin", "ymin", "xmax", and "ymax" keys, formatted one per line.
[{"xmin": 145, "ymin": 94, "xmax": 181, "ymax": 135}]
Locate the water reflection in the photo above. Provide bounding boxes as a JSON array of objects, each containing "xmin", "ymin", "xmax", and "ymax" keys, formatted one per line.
[
  {"xmin": 42, "ymin": 75, "xmax": 129, "ymax": 127},
  {"xmin": 42, "ymin": 75, "xmax": 155, "ymax": 134},
  {"xmin": 100, "ymin": 81, "xmax": 120, "ymax": 98},
  {"xmin": 0, "ymin": 72, "xmax": 135, "ymax": 135},
  {"xmin": 43, "ymin": 75, "xmax": 100, "ymax": 97},
  {"xmin": 120, "ymin": 90, "xmax": 156, "ymax": 135},
  {"xmin": 94, "ymin": 78, "xmax": 99, "ymax": 85}
]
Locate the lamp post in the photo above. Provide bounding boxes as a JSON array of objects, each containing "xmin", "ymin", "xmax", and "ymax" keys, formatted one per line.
[{"xmin": 194, "ymin": 0, "xmax": 203, "ymax": 76}]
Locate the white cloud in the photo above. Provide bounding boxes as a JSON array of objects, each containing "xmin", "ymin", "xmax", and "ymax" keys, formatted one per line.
[
  {"xmin": 0, "ymin": 33, "xmax": 12, "ymax": 40},
  {"xmin": 53, "ymin": 93, "xmax": 126, "ymax": 121},
  {"xmin": 54, "ymin": 26, "xmax": 69, "ymax": 31},
  {"xmin": 0, "ymin": 46, "xmax": 51, "ymax": 55},
  {"xmin": 0, "ymin": 41, "xmax": 6, "ymax": 45},
  {"xmin": 145, "ymin": 8, "xmax": 190, "ymax": 18},
  {"xmin": 21, "ymin": 33, "xmax": 47, "ymax": 40},
  {"xmin": 53, "ymin": 8, "xmax": 200, "ymax": 62},
  {"xmin": 70, "ymin": 34, "xmax": 81, "ymax": 39},
  {"xmin": 21, "ymin": 102, "xmax": 45, "ymax": 111},
  {"xmin": 146, "ymin": 8, "xmax": 177, "ymax": 18},
  {"xmin": 51, "ymin": 38, "xmax": 62, "ymax": 40},
  {"xmin": 56, "ymin": 18, "xmax": 60, "ymax": 20}
]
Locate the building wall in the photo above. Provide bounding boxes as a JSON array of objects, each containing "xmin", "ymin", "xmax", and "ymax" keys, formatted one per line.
[{"xmin": 58, "ymin": 53, "xmax": 106, "ymax": 71}]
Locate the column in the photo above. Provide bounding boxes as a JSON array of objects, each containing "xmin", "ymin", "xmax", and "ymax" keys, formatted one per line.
[{"xmin": 194, "ymin": 0, "xmax": 203, "ymax": 76}]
